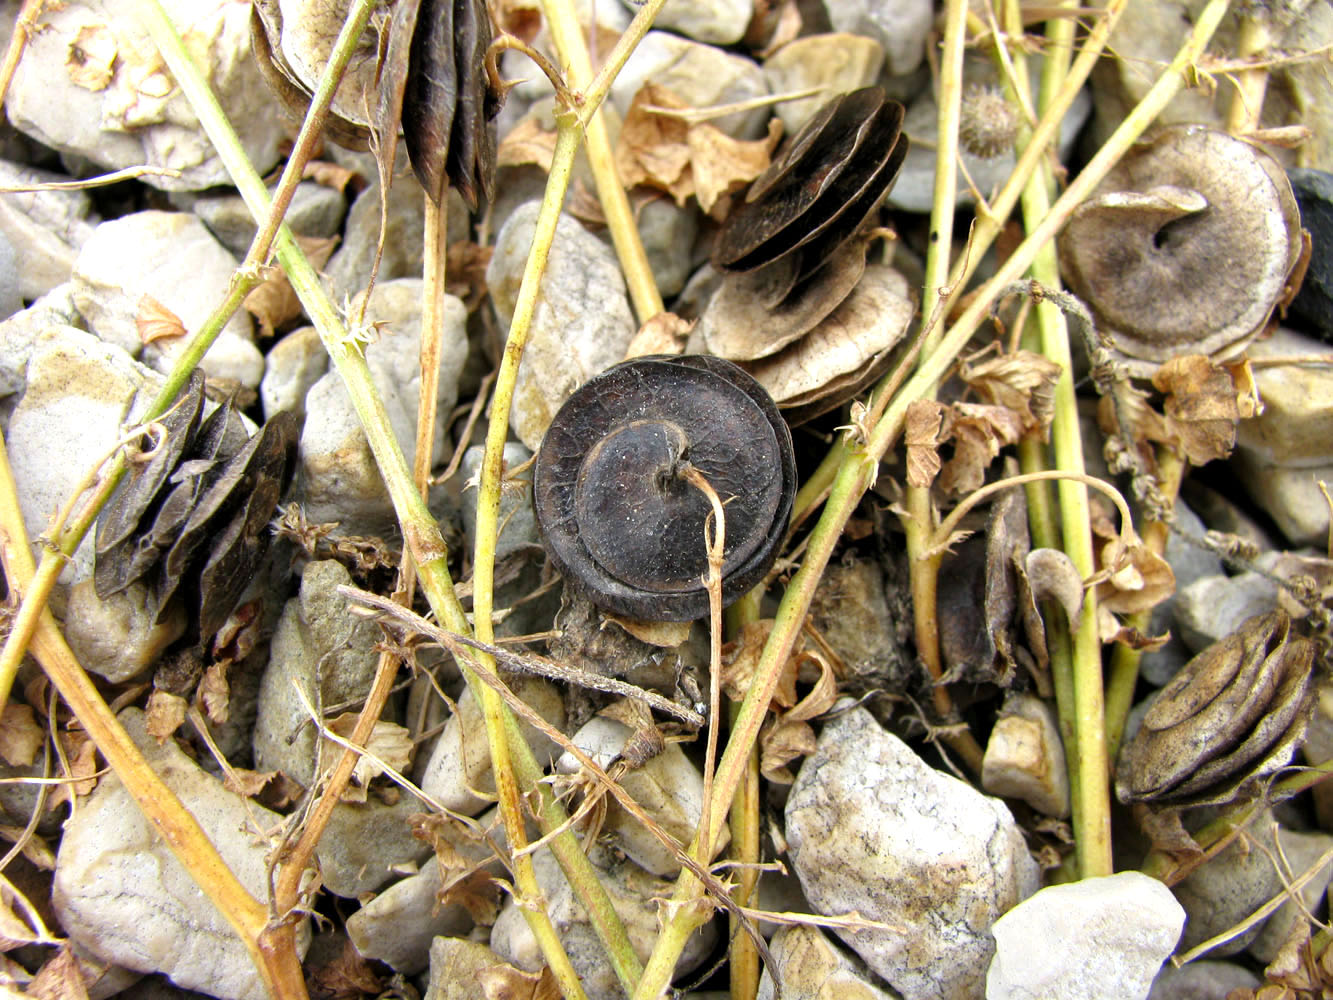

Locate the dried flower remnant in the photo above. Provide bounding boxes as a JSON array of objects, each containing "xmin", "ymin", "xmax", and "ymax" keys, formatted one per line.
[
  {"xmin": 533, "ymin": 356, "xmax": 796, "ymax": 622},
  {"xmin": 95, "ymin": 371, "xmax": 300, "ymax": 645},
  {"xmin": 1116, "ymin": 610, "xmax": 1315, "ymax": 809},
  {"xmin": 1058, "ymin": 126, "xmax": 1304, "ymax": 377},
  {"xmin": 958, "ymin": 84, "xmax": 1019, "ymax": 160}
]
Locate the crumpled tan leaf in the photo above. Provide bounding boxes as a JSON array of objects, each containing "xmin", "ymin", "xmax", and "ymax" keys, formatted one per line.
[
  {"xmin": 615, "ymin": 84, "xmax": 781, "ymax": 214},
  {"xmin": 1094, "ymin": 534, "xmax": 1175, "ymax": 616},
  {"xmin": 0, "ymin": 703, "xmax": 43, "ymax": 768},
  {"xmin": 905, "ymin": 399, "xmax": 946, "ymax": 489},
  {"xmin": 496, "ymin": 116, "xmax": 559, "ymax": 172},
  {"xmin": 625, "ymin": 312, "xmax": 693, "ymax": 359},
  {"xmin": 479, "ymin": 963, "xmax": 561, "ymax": 1000},
  {"xmin": 412, "ymin": 811, "xmax": 503, "ymax": 926},
  {"xmin": 145, "ymin": 689, "xmax": 187, "ymax": 744},
  {"xmin": 959, "ymin": 349, "xmax": 1063, "ymax": 436},
  {"xmin": 323, "ymin": 714, "xmax": 413, "ymax": 800},
  {"xmin": 721, "ymin": 620, "xmax": 798, "ymax": 710},
  {"xmin": 760, "ymin": 651, "xmax": 838, "ymax": 784},
  {"xmin": 1151, "ymin": 354, "xmax": 1241, "ymax": 465},
  {"xmin": 243, "ymin": 234, "xmax": 338, "ymax": 338},
  {"xmin": 25, "ymin": 946, "xmax": 90, "ymax": 1000},
  {"xmin": 937, "ymin": 402, "xmax": 1027, "ymax": 496},
  {"xmin": 137, "ymin": 294, "xmax": 187, "ymax": 346}
]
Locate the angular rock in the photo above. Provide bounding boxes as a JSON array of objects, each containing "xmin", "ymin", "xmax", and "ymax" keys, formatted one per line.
[
  {"xmin": 1173, "ymin": 571, "xmax": 1281, "ymax": 655},
  {"xmin": 260, "ymin": 324, "xmax": 328, "ymax": 420},
  {"xmin": 7, "ymin": 326, "xmax": 161, "ymax": 582},
  {"xmin": 757, "ymin": 925, "xmax": 898, "ymax": 1000},
  {"xmin": 71, "ymin": 211, "xmax": 263, "ymax": 388},
  {"xmin": 824, "ymin": 0, "xmax": 934, "ymax": 76},
  {"xmin": 0, "ymin": 160, "xmax": 97, "ymax": 300},
  {"xmin": 53, "ymin": 709, "xmax": 310, "ymax": 1000},
  {"xmin": 7, "ymin": 0, "xmax": 285, "ymax": 191},
  {"xmin": 1248, "ymin": 827, "xmax": 1333, "ymax": 964},
  {"xmin": 982, "ymin": 693, "xmax": 1070, "ymax": 818},
  {"xmin": 418, "ymin": 678, "xmax": 566, "ymax": 815},
  {"xmin": 316, "ymin": 795, "xmax": 432, "ymax": 898},
  {"xmin": 299, "ymin": 279, "xmax": 467, "ymax": 530},
  {"xmin": 786, "ymin": 705, "xmax": 1039, "ymax": 1000},
  {"xmin": 630, "ymin": 0, "xmax": 752, "ymax": 45},
  {"xmin": 986, "ymin": 872, "xmax": 1184, "ymax": 1000},
  {"xmin": 1147, "ymin": 959, "xmax": 1260, "ymax": 999},
  {"xmin": 425, "ymin": 938, "xmax": 523, "ymax": 1000},
  {"xmin": 634, "ymin": 196, "xmax": 699, "ymax": 299},
  {"xmin": 1173, "ymin": 811, "xmax": 1281, "ymax": 956},
  {"xmin": 1238, "ymin": 328, "xmax": 1333, "ymax": 467},
  {"xmin": 487, "ymin": 203, "xmax": 636, "ymax": 449},
  {"xmin": 459, "ymin": 442, "xmax": 538, "ymax": 561},
  {"xmin": 1140, "ymin": 500, "xmax": 1225, "ymax": 686},
  {"xmin": 0, "ymin": 283, "xmax": 83, "ymax": 399},
  {"xmin": 347, "ymin": 856, "xmax": 475, "ymax": 974},
  {"xmin": 555, "ymin": 715, "xmax": 722, "ymax": 876},
  {"xmin": 610, "ymin": 32, "xmax": 770, "ymax": 139},
  {"xmin": 253, "ymin": 560, "xmax": 383, "ymax": 786},
  {"xmin": 490, "ymin": 848, "xmax": 717, "ymax": 1000},
  {"xmin": 184, "ymin": 181, "xmax": 346, "ymax": 258},
  {"xmin": 62, "ymin": 578, "xmax": 185, "ymax": 684},
  {"xmin": 763, "ymin": 34, "xmax": 886, "ymax": 135}
]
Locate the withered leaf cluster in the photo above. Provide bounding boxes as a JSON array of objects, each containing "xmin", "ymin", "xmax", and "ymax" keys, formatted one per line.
[
  {"xmin": 696, "ymin": 87, "xmax": 913, "ymax": 422},
  {"xmin": 252, "ymin": 0, "xmax": 500, "ymax": 208},
  {"xmin": 1115, "ymin": 610, "xmax": 1315, "ymax": 809},
  {"xmin": 95, "ymin": 373, "xmax": 300, "ymax": 644}
]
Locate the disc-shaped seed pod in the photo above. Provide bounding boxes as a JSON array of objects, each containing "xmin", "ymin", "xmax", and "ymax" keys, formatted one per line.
[
  {"xmin": 1116, "ymin": 609, "xmax": 1316, "ymax": 809},
  {"xmin": 1058, "ymin": 125, "xmax": 1303, "ymax": 376},
  {"xmin": 712, "ymin": 87, "xmax": 908, "ymax": 286},
  {"xmin": 533, "ymin": 356, "xmax": 796, "ymax": 622}
]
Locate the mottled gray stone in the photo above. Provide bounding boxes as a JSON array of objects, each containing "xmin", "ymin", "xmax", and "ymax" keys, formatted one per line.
[
  {"xmin": 0, "ymin": 160, "xmax": 96, "ymax": 301},
  {"xmin": 316, "ymin": 795, "xmax": 432, "ymax": 898},
  {"xmin": 62, "ymin": 579, "xmax": 185, "ymax": 683},
  {"xmin": 786, "ymin": 705, "xmax": 1040, "ymax": 1000},
  {"xmin": 186, "ymin": 181, "xmax": 346, "ymax": 258},
  {"xmin": 762, "ymin": 34, "xmax": 885, "ymax": 135},
  {"xmin": 53, "ymin": 709, "xmax": 310, "ymax": 1000},
  {"xmin": 986, "ymin": 873, "xmax": 1184, "ymax": 1000},
  {"xmin": 824, "ymin": 0, "xmax": 934, "ymax": 76},
  {"xmin": 757, "ymin": 925, "xmax": 899, "ymax": 1000},
  {"xmin": 260, "ymin": 324, "xmax": 328, "ymax": 420}
]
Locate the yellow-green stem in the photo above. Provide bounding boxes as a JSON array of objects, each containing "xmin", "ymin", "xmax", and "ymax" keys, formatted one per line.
[
  {"xmin": 540, "ymin": 0, "xmax": 666, "ymax": 322},
  {"xmin": 726, "ymin": 590, "xmax": 762, "ymax": 1000}
]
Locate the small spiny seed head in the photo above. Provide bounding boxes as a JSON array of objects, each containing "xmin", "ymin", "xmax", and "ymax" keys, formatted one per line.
[{"xmin": 959, "ymin": 85, "xmax": 1019, "ymax": 160}]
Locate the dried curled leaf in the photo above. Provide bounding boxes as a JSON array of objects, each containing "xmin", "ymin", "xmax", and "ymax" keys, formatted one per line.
[
  {"xmin": 615, "ymin": 84, "xmax": 782, "ymax": 214},
  {"xmin": 0, "ymin": 703, "xmax": 43, "ymax": 768},
  {"xmin": 905, "ymin": 399, "xmax": 946, "ymax": 489},
  {"xmin": 67, "ymin": 24, "xmax": 117, "ymax": 92},
  {"xmin": 323, "ymin": 714, "xmax": 413, "ymax": 799},
  {"xmin": 1151, "ymin": 354, "xmax": 1241, "ymax": 465},
  {"xmin": 959, "ymin": 349, "xmax": 1063, "ymax": 437},
  {"xmin": 936, "ymin": 403, "xmax": 1026, "ymax": 496},
  {"xmin": 136, "ymin": 294, "xmax": 187, "ymax": 346},
  {"xmin": 1094, "ymin": 534, "xmax": 1175, "ymax": 616}
]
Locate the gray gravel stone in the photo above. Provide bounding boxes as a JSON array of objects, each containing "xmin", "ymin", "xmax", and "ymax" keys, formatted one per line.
[
  {"xmin": 757, "ymin": 925, "xmax": 899, "ymax": 1000},
  {"xmin": 488, "ymin": 203, "xmax": 636, "ymax": 449},
  {"xmin": 824, "ymin": 0, "xmax": 935, "ymax": 76},
  {"xmin": 0, "ymin": 160, "xmax": 96, "ymax": 301},
  {"xmin": 185, "ymin": 181, "xmax": 346, "ymax": 258},
  {"xmin": 253, "ymin": 560, "xmax": 383, "ymax": 786},
  {"xmin": 786, "ymin": 705, "xmax": 1039, "ymax": 1000},
  {"xmin": 7, "ymin": 0, "xmax": 285, "ymax": 191},
  {"xmin": 53, "ymin": 709, "xmax": 310, "ymax": 1000},
  {"xmin": 316, "ymin": 795, "xmax": 432, "ymax": 899},
  {"xmin": 62, "ymin": 579, "xmax": 185, "ymax": 683},
  {"xmin": 986, "ymin": 872, "xmax": 1184, "ymax": 1000},
  {"xmin": 260, "ymin": 324, "xmax": 328, "ymax": 420},
  {"xmin": 298, "ymin": 279, "xmax": 467, "ymax": 531},
  {"xmin": 630, "ymin": 0, "xmax": 753, "ymax": 45},
  {"xmin": 71, "ymin": 211, "xmax": 262, "ymax": 388},
  {"xmin": 762, "ymin": 34, "xmax": 886, "ymax": 135},
  {"xmin": 1147, "ymin": 960, "xmax": 1260, "ymax": 1000}
]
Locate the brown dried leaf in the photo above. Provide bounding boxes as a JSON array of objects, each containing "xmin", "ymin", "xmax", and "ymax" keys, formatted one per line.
[
  {"xmin": 625, "ymin": 312, "xmax": 693, "ymax": 359},
  {"xmin": 721, "ymin": 620, "xmax": 798, "ymax": 710},
  {"xmin": 26, "ymin": 947, "xmax": 89, "ymax": 1000},
  {"xmin": 145, "ymin": 689, "xmax": 187, "ymax": 743},
  {"xmin": 960, "ymin": 350, "xmax": 1063, "ymax": 435},
  {"xmin": 759, "ymin": 652, "xmax": 838, "ymax": 783},
  {"xmin": 446, "ymin": 240, "xmax": 493, "ymax": 308},
  {"xmin": 606, "ymin": 614, "xmax": 692, "ymax": 647},
  {"xmin": 223, "ymin": 767, "xmax": 279, "ymax": 799},
  {"xmin": 496, "ymin": 116, "xmax": 559, "ymax": 172},
  {"xmin": 243, "ymin": 235, "xmax": 338, "ymax": 338},
  {"xmin": 323, "ymin": 714, "xmax": 413, "ymax": 794},
  {"xmin": 198, "ymin": 660, "xmax": 230, "ymax": 724},
  {"xmin": 136, "ymin": 294, "xmax": 187, "ymax": 346},
  {"xmin": 936, "ymin": 402, "xmax": 1026, "ymax": 496},
  {"xmin": 47, "ymin": 732, "xmax": 98, "ymax": 811},
  {"xmin": 1095, "ymin": 537, "xmax": 1176, "ymax": 615},
  {"xmin": 1096, "ymin": 607, "xmax": 1171, "ymax": 649},
  {"xmin": 904, "ymin": 399, "xmax": 946, "ymax": 489},
  {"xmin": 302, "ymin": 159, "xmax": 364, "ymax": 195},
  {"xmin": 1152, "ymin": 354, "xmax": 1241, "ymax": 465},
  {"xmin": 615, "ymin": 84, "xmax": 780, "ymax": 213},
  {"xmin": 479, "ymin": 963, "xmax": 561, "ymax": 1000},
  {"xmin": 306, "ymin": 938, "xmax": 385, "ymax": 998},
  {"xmin": 495, "ymin": 0, "xmax": 542, "ymax": 41},
  {"xmin": 67, "ymin": 24, "xmax": 116, "ymax": 92},
  {"xmin": 0, "ymin": 703, "xmax": 43, "ymax": 768},
  {"xmin": 1224, "ymin": 358, "xmax": 1264, "ymax": 420}
]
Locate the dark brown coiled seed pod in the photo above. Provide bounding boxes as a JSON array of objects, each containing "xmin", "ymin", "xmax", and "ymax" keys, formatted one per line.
[
  {"xmin": 712, "ymin": 87, "xmax": 908, "ymax": 289},
  {"xmin": 533, "ymin": 356, "xmax": 796, "ymax": 622},
  {"xmin": 1115, "ymin": 609, "xmax": 1316, "ymax": 809}
]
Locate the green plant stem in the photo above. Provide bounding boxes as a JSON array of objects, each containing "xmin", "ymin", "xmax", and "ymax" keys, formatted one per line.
[
  {"xmin": 901, "ymin": 0, "xmax": 985, "ymax": 775},
  {"xmin": 540, "ymin": 0, "xmax": 666, "ymax": 322},
  {"xmin": 1225, "ymin": 10, "xmax": 1273, "ymax": 134},
  {"xmin": 634, "ymin": 0, "xmax": 1231, "ymax": 988},
  {"xmin": 726, "ymin": 590, "xmax": 762, "ymax": 1000},
  {"xmin": 1104, "ymin": 449, "xmax": 1186, "ymax": 760},
  {"xmin": 1000, "ymin": 0, "xmax": 1112, "ymax": 876}
]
